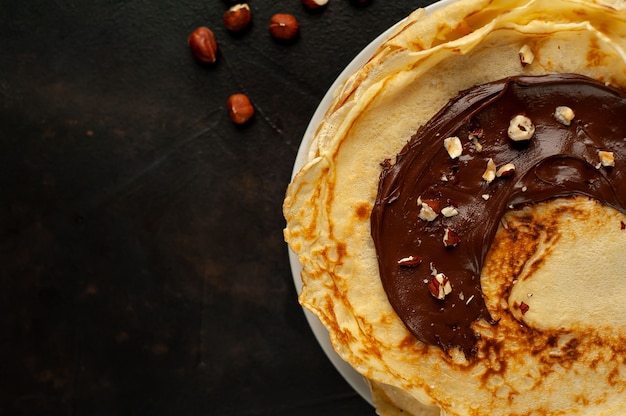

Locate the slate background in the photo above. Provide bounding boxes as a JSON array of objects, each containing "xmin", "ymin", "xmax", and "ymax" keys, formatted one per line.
[{"xmin": 1, "ymin": 0, "xmax": 435, "ymax": 414}]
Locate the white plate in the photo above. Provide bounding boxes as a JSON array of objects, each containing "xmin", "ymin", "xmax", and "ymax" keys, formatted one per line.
[{"xmin": 289, "ymin": 0, "xmax": 457, "ymax": 405}]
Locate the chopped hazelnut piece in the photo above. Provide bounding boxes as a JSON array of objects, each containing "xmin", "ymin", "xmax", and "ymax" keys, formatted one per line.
[
  {"xmin": 520, "ymin": 301, "xmax": 530, "ymax": 315},
  {"xmin": 598, "ymin": 150, "xmax": 615, "ymax": 167},
  {"xmin": 441, "ymin": 206, "xmax": 459, "ymax": 217},
  {"xmin": 470, "ymin": 137, "xmax": 483, "ymax": 152},
  {"xmin": 496, "ymin": 162, "xmax": 516, "ymax": 177},
  {"xmin": 443, "ymin": 136, "xmax": 463, "ymax": 159},
  {"xmin": 508, "ymin": 114, "xmax": 535, "ymax": 141},
  {"xmin": 554, "ymin": 105, "xmax": 575, "ymax": 126},
  {"xmin": 519, "ymin": 44, "xmax": 534, "ymax": 66},
  {"xmin": 443, "ymin": 227, "xmax": 461, "ymax": 247},
  {"xmin": 428, "ymin": 273, "xmax": 452, "ymax": 300},
  {"xmin": 482, "ymin": 158, "xmax": 497, "ymax": 183},
  {"xmin": 397, "ymin": 255, "xmax": 422, "ymax": 267},
  {"xmin": 469, "ymin": 128, "xmax": 484, "ymax": 152},
  {"xmin": 418, "ymin": 198, "xmax": 439, "ymax": 221},
  {"xmin": 419, "ymin": 203, "xmax": 438, "ymax": 221}
]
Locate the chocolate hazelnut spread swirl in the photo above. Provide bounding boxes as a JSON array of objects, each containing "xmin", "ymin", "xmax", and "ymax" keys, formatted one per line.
[{"xmin": 371, "ymin": 74, "xmax": 626, "ymax": 356}]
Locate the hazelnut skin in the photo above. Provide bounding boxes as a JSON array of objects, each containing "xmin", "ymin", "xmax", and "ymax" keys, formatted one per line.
[
  {"xmin": 269, "ymin": 14, "xmax": 299, "ymax": 40},
  {"xmin": 227, "ymin": 94, "xmax": 255, "ymax": 125},
  {"xmin": 301, "ymin": 0, "xmax": 329, "ymax": 10},
  {"xmin": 188, "ymin": 27, "xmax": 218, "ymax": 63},
  {"xmin": 223, "ymin": 4, "xmax": 252, "ymax": 32}
]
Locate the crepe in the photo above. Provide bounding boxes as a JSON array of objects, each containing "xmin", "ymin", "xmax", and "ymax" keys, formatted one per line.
[{"xmin": 283, "ymin": 0, "xmax": 626, "ymax": 414}]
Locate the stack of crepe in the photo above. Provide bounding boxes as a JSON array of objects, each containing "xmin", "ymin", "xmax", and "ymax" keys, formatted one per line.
[{"xmin": 283, "ymin": 0, "xmax": 626, "ymax": 414}]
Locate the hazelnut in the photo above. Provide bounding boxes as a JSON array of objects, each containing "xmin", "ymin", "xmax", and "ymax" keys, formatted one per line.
[
  {"xmin": 508, "ymin": 114, "xmax": 535, "ymax": 141},
  {"xmin": 269, "ymin": 13, "xmax": 299, "ymax": 40},
  {"xmin": 418, "ymin": 198, "xmax": 440, "ymax": 222},
  {"xmin": 443, "ymin": 227, "xmax": 461, "ymax": 247},
  {"xmin": 520, "ymin": 301, "xmax": 530, "ymax": 315},
  {"xmin": 397, "ymin": 255, "xmax": 422, "ymax": 267},
  {"xmin": 223, "ymin": 4, "xmax": 252, "ymax": 32},
  {"xmin": 554, "ymin": 105, "xmax": 575, "ymax": 126},
  {"xmin": 469, "ymin": 128, "xmax": 484, "ymax": 152},
  {"xmin": 598, "ymin": 150, "xmax": 615, "ymax": 167},
  {"xmin": 482, "ymin": 158, "xmax": 497, "ymax": 183},
  {"xmin": 496, "ymin": 162, "xmax": 516, "ymax": 178},
  {"xmin": 519, "ymin": 44, "xmax": 534, "ymax": 66},
  {"xmin": 227, "ymin": 93, "xmax": 255, "ymax": 124},
  {"xmin": 421, "ymin": 198, "xmax": 440, "ymax": 213},
  {"xmin": 301, "ymin": 0, "xmax": 329, "ymax": 10},
  {"xmin": 441, "ymin": 206, "xmax": 459, "ymax": 217},
  {"xmin": 428, "ymin": 273, "xmax": 452, "ymax": 300},
  {"xmin": 419, "ymin": 203, "xmax": 438, "ymax": 221},
  {"xmin": 188, "ymin": 27, "xmax": 218, "ymax": 63},
  {"xmin": 443, "ymin": 136, "xmax": 463, "ymax": 159},
  {"xmin": 468, "ymin": 127, "xmax": 484, "ymax": 141}
]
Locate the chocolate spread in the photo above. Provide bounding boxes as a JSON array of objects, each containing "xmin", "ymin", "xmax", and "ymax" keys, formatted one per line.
[{"xmin": 371, "ymin": 74, "xmax": 626, "ymax": 355}]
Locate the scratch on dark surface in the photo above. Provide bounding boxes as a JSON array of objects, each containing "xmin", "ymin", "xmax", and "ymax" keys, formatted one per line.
[
  {"xmin": 240, "ymin": 94, "xmax": 304, "ymax": 152},
  {"xmin": 235, "ymin": 41, "xmax": 320, "ymax": 98},
  {"xmin": 256, "ymin": 104, "xmax": 286, "ymax": 138},
  {"xmin": 220, "ymin": 45, "xmax": 319, "ymax": 148},
  {"xmin": 220, "ymin": 57, "xmax": 288, "ymax": 140}
]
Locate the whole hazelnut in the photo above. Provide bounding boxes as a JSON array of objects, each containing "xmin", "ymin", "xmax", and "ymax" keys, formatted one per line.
[
  {"xmin": 223, "ymin": 4, "xmax": 252, "ymax": 32},
  {"xmin": 188, "ymin": 26, "xmax": 218, "ymax": 63},
  {"xmin": 269, "ymin": 13, "xmax": 299, "ymax": 40},
  {"xmin": 301, "ymin": 0, "xmax": 329, "ymax": 10},
  {"xmin": 227, "ymin": 94, "xmax": 255, "ymax": 125}
]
